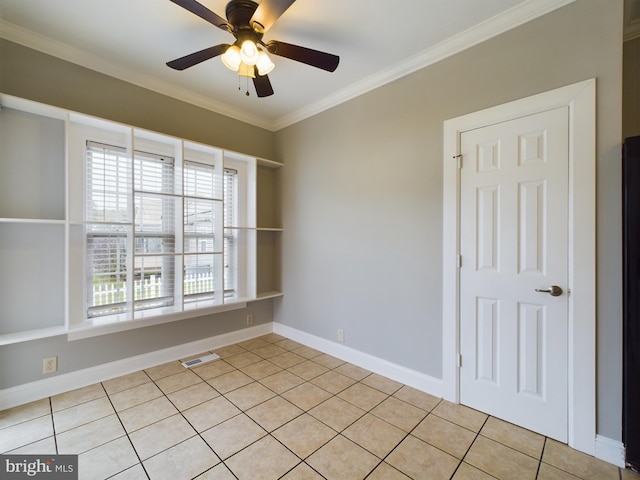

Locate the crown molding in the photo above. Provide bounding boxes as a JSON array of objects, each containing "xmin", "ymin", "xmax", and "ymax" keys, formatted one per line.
[
  {"xmin": 2, "ymin": 0, "xmax": 575, "ymax": 132},
  {"xmin": 273, "ymin": 0, "xmax": 576, "ymax": 130},
  {"xmin": 0, "ymin": 20, "xmax": 274, "ymax": 130}
]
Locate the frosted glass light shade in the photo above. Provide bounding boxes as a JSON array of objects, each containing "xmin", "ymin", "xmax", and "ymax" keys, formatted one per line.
[
  {"xmin": 256, "ymin": 50, "xmax": 275, "ymax": 76},
  {"xmin": 221, "ymin": 45, "xmax": 241, "ymax": 71},
  {"xmin": 240, "ymin": 40, "xmax": 259, "ymax": 66}
]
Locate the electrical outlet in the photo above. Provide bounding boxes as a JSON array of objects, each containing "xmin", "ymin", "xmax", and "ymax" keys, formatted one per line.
[
  {"xmin": 43, "ymin": 356, "xmax": 58, "ymax": 374},
  {"xmin": 338, "ymin": 329, "xmax": 345, "ymax": 342},
  {"xmin": 246, "ymin": 314, "xmax": 254, "ymax": 326}
]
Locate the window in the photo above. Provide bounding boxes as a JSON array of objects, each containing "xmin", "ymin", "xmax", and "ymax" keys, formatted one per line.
[{"xmin": 85, "ymin": 141, "xmax": 240, "ymax": 321}]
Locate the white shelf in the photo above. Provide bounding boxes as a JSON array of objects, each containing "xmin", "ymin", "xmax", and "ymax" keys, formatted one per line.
[
  {"xmin": 257, "ymin": 158, "xmax": 284, "ymax": 168},
  {"xmin": 0, "ymin": 326, "xmax": 67, "ymax": 346},
  {"xmin": 0, "ymin": 217, "xmax": 65, "ymax": 225},
  {"xmin": 255, "ymin": 291, "xmax": 284, "ymax": 300}
]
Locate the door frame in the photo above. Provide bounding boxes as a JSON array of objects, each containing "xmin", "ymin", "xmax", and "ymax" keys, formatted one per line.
[{"xmin": 442, "ymin": 79, "xmax": 596, "ymax": 455}]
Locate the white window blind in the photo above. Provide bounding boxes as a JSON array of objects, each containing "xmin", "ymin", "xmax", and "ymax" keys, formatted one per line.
[{"xmin": 86, "ymin": 142, "xmax": 244, "ymax": 320}]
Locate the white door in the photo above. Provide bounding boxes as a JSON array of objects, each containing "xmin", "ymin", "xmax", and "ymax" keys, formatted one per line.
[{"xmin": 459, "ymin": 106, "xmax": 569, "ymax": 441}]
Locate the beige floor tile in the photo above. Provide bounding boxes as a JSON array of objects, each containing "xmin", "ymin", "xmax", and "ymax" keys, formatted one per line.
[
  {"xmin": 452, "ymin": 462, "xmax": 497, "ymax": 480},
  {"xmin": 292, "ymin": 345, "xmax": 323, "ymax": 359},
  {"xmin": 288, "ymin": 360, "xmax": 330, "ymax": 381},
  {"xmin": 117, "ymin": 396, "xmax": 178, "ymax": 433},
  {"xmin": 143, "ymin": 436, "xmax": 220, "ymax": 480},
  {"xmin": 53, "ymin": 396, "xmax": 114, "ymax": 433},
  {"xmin": 167, "ymin": 382, "xmax": 219, "ymax": 411},
  {"xmin": 413, "ymin": 414, "xmax": 476, "ymax": 459},
  {"xmin": 246, "ymin": 396, "xmax": 303, "ymax": 432},
  {"xmin": 371, "ymin": 397, "xmax": 427, "ymax": 432},
  {"xmin": 338, "ymin": 383, "xmax": 388, "ymax": 410},
  {"xmin": 311, "ymin": 371, "xmax": 357, "ymax": 394},
  {"xmin": 335, "ymin": 363, "xmax": 371, "ymax": 381},
  {"xmin": 259, "ymin": 370, "xmax": 305, "ymax": 394},
  {"xmin": 269, "ymin": 351, "xmax": 307, "ymax": 369},
  {"xmin": 224, "ymin": 381, "xmax": 275, "ymax": 410},
  {"xmin": 0, "ymin": 415, "xmax": 54, "ymax": 453},
  {"xmin": 77, "ymin": 436, "xmax": 139, "ymax": 480},
  {"xmin": 309, "ymin": 396, "xmax": 366, "ymax": 432},
  {"xmin": 307, "ymin": 435, "xmax": 379, "ymax": 480},
  {"xmin": 537, "ymin": 462, "xmax": 581, "ymax": 480},
  {"xmin": 260, "ymin": 333, "xmax": 287, "ymax": 343},
  {"xmin": 343, "ymin": 413, "xmax": 406, "ymax": 459},
  {"xmin": 102, "ymin": 370, "xmax": 151, "ymax": 395},
  {"xmin": 56, "ymin": 414, "xmax": 125, "ymax": 454},
  {"xmin": 129, "ymin": 413, "xmax": 196, "ymax": 459},
  {"xmin": 481, "ymin": 417, "xmax": 545, "ymax": 459},
  {"xmin": 206, "ymin": 370, "xmax": 253, "ymax": 394},
  {"xmin": 542, "ymin": 439, "xmax": 620, "ymax": 480},
  {"xmin": 393, "ymin": 386, "xmax": 441, "ymax": 412},
  {"xmin": 7, "ymin": 436, "xmax": 57, "ymax": 455},
  {"xmin": 312, "ymin": 354, "xmax": 346, "ymax": 370},
  {"xmin": 110, "ymin": 464, "xmax": 148, "ymax": 480},
  {"xmin": 273, "ymin": 413, "xmax": 337, "ymax": 459},
  {"xmin": 225, "ymin": 351, "xmax": 263, "ymax": 369},
  {"xmin": 0, "ymin": 398, "xmax": 51, "ymax": 429},
  {"xmin": 367, "ymin": 462, "xmax": 412, "ymax": 479},
  {"xmin": 182, "ymin": 395, "xmax": 241, "ymax": 432},
  {"xmin": 432, "ymin": 401, "xmax": 488, "ymax": 432},
  {"xmin": 51, "ymin": 384, "xmax": 105, "ymax": 412},
  {"xmin": 386, "ymin": 435, "xmax": 459, "ymax": 480},
  {"xmin": 154, "ymin": 370, "xmax": 203, "ymax": 394},
  {"xmin": 192, "ymin": 359, "xmax": 236, "ymax": 380},
  {"xmin": 239, "ymin": 359, "xmax": 283, "ymax": 380},
  {"xmin": 465, "ymin": 436, "xmax": 539, "ymax": 480},
  {"xmin": 226, "ymin": 435, "xmax": 300, "ymax": 480},
  {"xmin": 282, "ymin": 383, "xmax": 333, "ymax": 411},
  {"xmin": 144, "ymin": 360, "xmax": 186, "ymax": 380},
  {"xmin": 238, "ymin": 337, "xmax": 271, "ymax": 351},
  {"xmin": 109, "ymin": 381, "xmax": 164, "ymax": 411},
  {"xmin": 280, "ymin": 462, "xmax": 325, "ymax": 479},
  {"xmin": 275, "ymin": 338, "xmax": 304, "ymax": 351},
  {"xmin": 622, "ymin": 468, "xmax": 640, "ymax": 480},
  {"xmin": 201, "ymin": 413, "xmax": 267, "ymax": 460},
  {"xmin": 196, "ymin": 462, "xmax": 238, "ymax": 479},
  {"xmin": 213, "ymin": 344, "xmax": 247, "ymax": 358},
  {"xmin": 361, "ymin": 374, "xmax": 404, "ymax": 395},
  {"xmin": 252, "ymin": 343, "xmax": 288, "ymax": 359}
]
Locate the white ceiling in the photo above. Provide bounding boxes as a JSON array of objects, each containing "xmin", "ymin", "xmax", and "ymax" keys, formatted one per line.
[{"xmin": 1, "ymin": 0, "xmax": 579, "ymax": 130}]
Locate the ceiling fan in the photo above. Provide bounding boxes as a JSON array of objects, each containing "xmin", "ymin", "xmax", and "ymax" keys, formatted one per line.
[{"xmin": 166, "ymin": 0, "xmax": 340, "ymax": 97}]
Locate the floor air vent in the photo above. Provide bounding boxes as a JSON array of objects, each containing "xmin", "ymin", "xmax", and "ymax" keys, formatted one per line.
[{"xmin": 181, "ymin": 353, "xmax": 220, "ymax": 368}]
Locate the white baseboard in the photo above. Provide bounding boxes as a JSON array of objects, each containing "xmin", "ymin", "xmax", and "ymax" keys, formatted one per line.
[
  {"xmin": 273, "ymin": 323, "xmax": 444, "ymax": 398},
  {"xmin": 595, "ymin": 435, "xmax": 625, "ymax": 467},
  {"xmin": 0, "ymin": 323, "xmax": 273, "ymax": 410}
]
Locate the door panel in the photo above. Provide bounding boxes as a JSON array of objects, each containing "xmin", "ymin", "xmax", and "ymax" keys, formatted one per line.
[{"xmin": 459, "ymin": 107, "xmax": 569, "ymax": 441}]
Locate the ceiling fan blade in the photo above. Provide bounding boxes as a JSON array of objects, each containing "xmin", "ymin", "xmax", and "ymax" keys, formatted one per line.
[
  {"xmin": 169, "ymin": 0, "xmax": 231, "ymax": 31},
  {"xmin": 267, "ymin": 41, "xmax": 339, "ymax": 72},
  {"xmin": 253, "ymin": 69, "xmax": 275, "ymax": 97},
  {"xmin": 167, "ymin": 44, "xmax": 230, "ymax": 70},
  {"xmin": 250, "ymin": 0, "xmax": 296, "ymax": 32}
]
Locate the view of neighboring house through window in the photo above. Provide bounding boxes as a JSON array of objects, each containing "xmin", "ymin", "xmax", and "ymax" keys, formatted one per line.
[{"xmin": 86, "ymin": 141, "xmax": 238, "ymax": 319}]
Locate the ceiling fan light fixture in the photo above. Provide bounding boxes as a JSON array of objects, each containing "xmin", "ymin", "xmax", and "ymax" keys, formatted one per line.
[
  {"xmin": 256, "ymin": 49, "xmax": 275, "ymax": 76},
  {"xmin": 240, "ymin": 39, "xmax": 260, "ymax": 65},
  {"xmin": 238, "ymin": 62, "xmax": 256, "ymax": 78},
  {"xmin": 221, "ymin": 45, "xmax": 241, "ymax": 71}
]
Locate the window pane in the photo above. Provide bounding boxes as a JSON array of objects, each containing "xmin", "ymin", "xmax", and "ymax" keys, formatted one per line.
[
  {"xmin": 134, "ymin": 255, "xmax": 175, "ymax": 309},
  {"xmin": 184, "ymin": 161, "xmax": 218, "ymax": 199},
  {"xmin": 86, "ymin": 142, "xmax": 131, "ymax": 224},
  {"xmin": 87, "ymin": 230, "xmax": 128, "ymax": 317},
  {"xmin": 184, "ymin": 254, "xmax": 220, "ymax": 301}
]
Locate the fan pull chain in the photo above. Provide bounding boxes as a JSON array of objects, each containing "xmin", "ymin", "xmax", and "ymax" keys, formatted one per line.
[{"xmin": 246, "ymin": 76, "xmax": 250, "ymax": 96}]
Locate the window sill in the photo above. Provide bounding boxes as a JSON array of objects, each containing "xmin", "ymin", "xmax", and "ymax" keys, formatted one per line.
[{"xmin": 67, "ymin": 301, "xmax": 248, "ymax": 341}]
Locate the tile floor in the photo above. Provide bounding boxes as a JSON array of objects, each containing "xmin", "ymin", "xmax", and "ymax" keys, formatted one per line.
[{"xmin": 1, "ymin": 333, "xmax": 639, "ymax": 480}]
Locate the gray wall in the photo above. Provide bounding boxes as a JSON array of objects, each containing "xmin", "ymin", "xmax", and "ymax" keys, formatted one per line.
[
  {"xmin": 274, "ymin": 0, "xmax": 623, "ymax": 441},
  {"xmin": 0, "ymin": 38, "xmax": 277, "ymax": 389}
]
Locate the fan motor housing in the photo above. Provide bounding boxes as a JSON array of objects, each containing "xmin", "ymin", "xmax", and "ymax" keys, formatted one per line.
[{"xmin": 225, "ymin": 0, "xmax": 259, "ymax": 29}]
